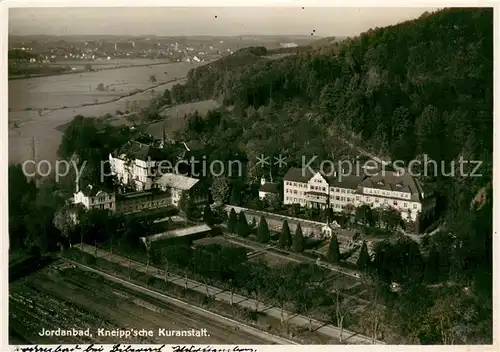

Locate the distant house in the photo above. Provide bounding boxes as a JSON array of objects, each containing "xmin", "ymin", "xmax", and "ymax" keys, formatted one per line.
[
  {"xmin": 321, "ymin": 220, "xmax": 340, "ymax": 238},
  {"xmin": 73, "ymin": 184, "xmax": 116, "ymax": 212},
  {"xmin": 155, "ymin": 173, "xmax": 208, "ymax": 209},
  {"xmin": 258, "ymin": 177, "xmax": 279, "ymax": 200}
]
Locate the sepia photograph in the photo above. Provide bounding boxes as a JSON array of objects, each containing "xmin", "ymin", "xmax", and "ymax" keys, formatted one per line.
[{"xmin": 7, "ymin": 4, "xmax": 494, "ymax": 347}]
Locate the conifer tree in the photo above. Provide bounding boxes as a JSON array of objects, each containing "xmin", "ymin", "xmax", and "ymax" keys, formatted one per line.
[
  {"xmin": 292, "ymin": 223, "xmax": 304, "ymax": 252},
  {"xmin": 357, "ymin": 240, "xmax": 371, "ymax": 270},
  {"xmin": 237, "ymin": 211, "xmax": 249, "ymax": 237},
  {"xmin": 279, "ymin": 220, "xmax": 291, "ymax": 248},
  {"xmin": 327, "ymin": 234, "xmax": 341, "ymax": 263},
  {"xmin": 257, "ymin": 216, "xmax": 270, "ymax": 243},
  {"xmin": 203, "ymin": 204, "xmax": 214, "ymax": 226},
  {"xmin": 227, "ymin": 208, "xmax": 237, "ymax": 233}
]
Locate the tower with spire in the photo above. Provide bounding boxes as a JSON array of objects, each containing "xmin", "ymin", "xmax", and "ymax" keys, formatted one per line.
[{"xmin": 160, "ymin": 124, "xmax": 167, "ymax": 148}]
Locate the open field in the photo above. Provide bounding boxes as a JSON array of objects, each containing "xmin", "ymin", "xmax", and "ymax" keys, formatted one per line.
[
  {"xmin": 48, "ymin": 58, "xmax": 176, "ymax": 70},
  {"xmin": 9, "ymin": 61, "xmax": 201, "ymax": 111},
  {"xmin": 9, "ymin": 262, "xmax": 282, "ymax": 345},
  {"xmin": 8, "ymin": 60, "xmax": 208, "ymax": 165}
]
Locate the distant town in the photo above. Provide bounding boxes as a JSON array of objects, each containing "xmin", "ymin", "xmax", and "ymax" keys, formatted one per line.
[{"xmin": 8, "ymin": 35, "xmax": 315, "ymax": 78}]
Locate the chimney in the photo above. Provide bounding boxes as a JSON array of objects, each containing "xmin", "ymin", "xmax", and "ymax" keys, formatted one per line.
[{"xmin": 261, "ymin": 177, "xmax": 266, "ymax": 186}]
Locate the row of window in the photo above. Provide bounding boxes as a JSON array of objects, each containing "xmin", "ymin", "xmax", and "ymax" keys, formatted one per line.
[
  {"xmin": 285, "ymin": 196, "xmax": 419, "ymax": 213},
  {"xmin": 334, "ymin": 196, "xmax": 353, "ymax": 203},
  {"xmin": 285, "ymin": 181, "xmax": 356, "ymax": 195},
  {"xmin": 90, "ymin": 197, "xmax": 114, "ymax": 204},
  {"xmin": 355, "ymin": 195, "xmax": 418, "ymax": 209},
  {"xmin": 309, "ymin": 185, "xmax": 327, "ymax": 192},
  {"xmin": 285, "ymin": 197, "xmax": 306, "ymax": 204},
  {"xmin": 90, "ymin": 203, "xmax": 115, "ymax": 210},
  {"xmin": 285, "ymin": 181, "xmax": 307, "ymax": 188},
  {"xmin": 365, "ymin": 187, "xmax": 411, "ymax": 199},
  {"xmin": 284, "ymin": 192, "xmax": 355, "ymax": 203},
  {"xmin": 117, "ymin": 199, "xmax": 170, "ymax": 212}
]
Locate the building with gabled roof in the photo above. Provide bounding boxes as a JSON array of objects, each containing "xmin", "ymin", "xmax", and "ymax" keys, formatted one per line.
[
  {"xmin": 155, "ymin": 173, "xmax": 208, "ymax": 209},
  {"xmin": 283, "ymin": 166, "xmax": 434, "ymax": 222},
  {"xmin": 109, "ymin": 140, "xmax": 166, "ymax": 191},
  {"xmin": 73, "ymin": 183, "xmax": 116, "ymax": 212},
  {"xmin": 259, "ymin": 177, "xmax": 279, "ymax": 200},
  {"xmin": 354, "ymin": 170, "xmax": 435, "ymax": 222},
  {"xmin": 141, "ymin": 224, "xmax": 212, "ymax": 247},
  {"xmin": 284, "ymin": 167, "xmax": 363, "ymax": 212}
]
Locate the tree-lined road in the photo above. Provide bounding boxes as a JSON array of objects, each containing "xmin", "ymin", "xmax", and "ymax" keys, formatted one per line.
[{"xmin": 74, "ymin": 243, "xmax": 383, "ymax": 344}]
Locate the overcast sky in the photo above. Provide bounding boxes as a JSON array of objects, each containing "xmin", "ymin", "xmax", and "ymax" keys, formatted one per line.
[{"xmin": 9, "ymin": 7, "xmax": 439, "ymax": 37}]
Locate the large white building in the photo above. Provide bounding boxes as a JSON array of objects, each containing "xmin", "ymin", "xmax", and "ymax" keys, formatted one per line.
[
  {"xmin": 283, "ymin": 167, "xmax": 361, "ymax": 211},
  {"xmin": 283, "ymin": 167, "xmax": 434, "ymax": 222},
  {"xmin": 109, "ymin": 140, "xmax": 166, "ymax": 191},
  {"xmin": 355, "ymin": 170, "xmax": 435, "ymax": 222}
]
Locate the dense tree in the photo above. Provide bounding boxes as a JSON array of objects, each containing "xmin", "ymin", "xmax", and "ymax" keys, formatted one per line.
[
  {"xmin": 372, "ymin": 236, "xmax": 424, "ymax": 285},
  {"xmin": 53, "ymin": 204, "xmax": 79, "ymax": 247},
  {"xmin": 323, "ymin": 207, "xmax": 334, "ymax": 222},
  {"xmin": 229, "ymin": 184, "xmax": 242, "ymax": 206},
  {"xmin": 355, "ymin": 205, "xmax": 373, "ymax": 226},
  {"xmin": 212, "ymin": 176, "xmax": 230, "ymax": 204},
  {"xmin": 380, "ymin": 207, "xmax": 403, "ymax": 230},
  {"xmin": 8, "ymin": 165, "xmax": 37, "ymax": 249}
]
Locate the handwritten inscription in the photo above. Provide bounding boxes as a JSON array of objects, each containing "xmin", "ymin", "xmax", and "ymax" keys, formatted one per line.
[
  {"xmin": 12, "ymin": 345, "xmax": 256, "ymax": 352},
  {"xmin": 13, "ymin": 345, "xmax": 103, "ymax": 352},
  {"xmin": 171, "ymin": 346, "xmax": 257, "ymax": 352},
  {"xmin": 13, "ymin": 345, "xmax": 165, "ymax": 352}
]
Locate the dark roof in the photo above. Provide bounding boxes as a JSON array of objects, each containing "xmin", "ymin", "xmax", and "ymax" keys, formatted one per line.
[
  {"xmin": 80, "ymin": 184, "xmax": 113, "ymax": 197},
  {"xmin": 143, "ymin": 224, "xmax": 212, "ymax": 243},
  {"xmin": 259, "ymin": 182, "xmax": 279, "ymax": 193},
  {"xmin": 284, "ymin": 167, "xmax": 363, "ymax": 190},
  {"xmin": 112, "ymin": 140, "xmax": 164, "ymax": 161},
  {"xmin": 359, "ymin": 171, "xmax": 423, "ymax": 201},
  {"xmin": 283, "ymin": 167, "xmax": 315, "ymax": 183},
  {"xmin": 327, "ymin": 174, "xmax": 364, "ymax": 190}
]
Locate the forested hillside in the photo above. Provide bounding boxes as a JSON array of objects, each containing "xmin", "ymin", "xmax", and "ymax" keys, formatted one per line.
[{"xmin": 166, "ymin": 8, "xmax": 493, "ymax": 343}]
